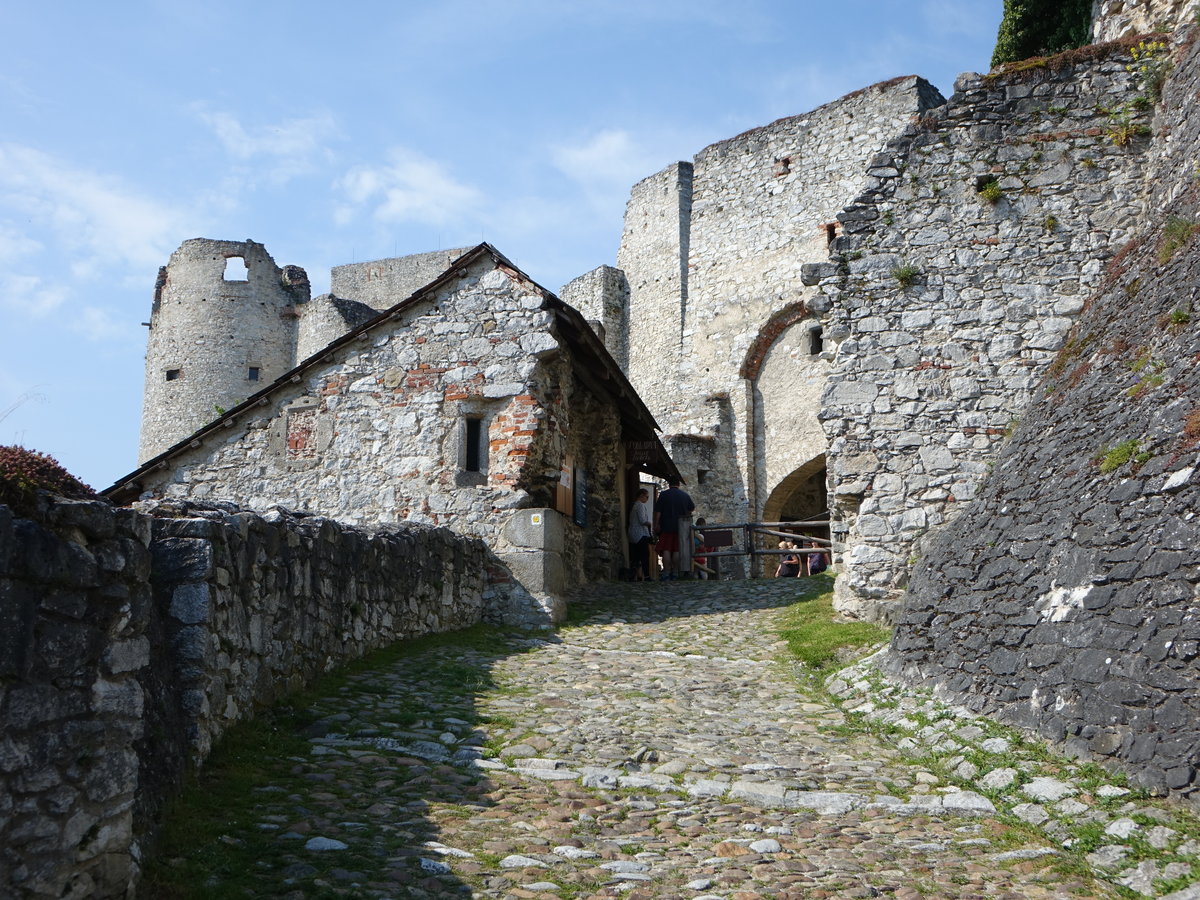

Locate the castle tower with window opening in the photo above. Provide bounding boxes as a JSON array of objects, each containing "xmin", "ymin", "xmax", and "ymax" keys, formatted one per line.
[
  {"xmin": 138, "ymin": 240, "xmax": 470, "ymax": 463},
  {"xmin": 138, "ymin": 239, "xmax": 308, "ymax": 462}
]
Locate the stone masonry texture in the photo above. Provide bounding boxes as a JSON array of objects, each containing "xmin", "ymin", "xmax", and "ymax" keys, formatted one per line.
[
  {"xmin": 140, "ymin": 239, "xmax": 308, "ymax": 463},
  {"xmin": 135, "ymin": 580, "xmax": 1200, "ymax": 898},
  {"xmin": 618, "ymin": 78, "xmax": 945, "ymax": 550},
  {"xmin": 885, "ymin": 28, "xmax": 1200, "ymax": 799},
  {"xmin": 0, "ymin": 493, "xmax": 490, "ymax": 899},
  {"xmin": 125, "ymin": 254, "xmax": 631, "ymax": 619},
  {"xmin": 816, "ymin": 38, "xmax": 1166, "ymax": 621},
  {"xmin": 1092, "ymin": 0, "xmax": 1196, "ymax": 42}
]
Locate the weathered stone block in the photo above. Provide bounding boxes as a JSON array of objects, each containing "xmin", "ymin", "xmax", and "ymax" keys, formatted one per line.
[
  {"xmin": 168, "ymin": 582, "xmax": 211, "ymax": 624},
  {"xmin": 501, "ymin": 509, "xmax": 564, "ymax": 553},
  {"xmin": 496, "ymin": 548, "xmax": 566, "ymax": 598},
  {"xmin": 151, "ymin": 538, "xmax": 214, "ymax": 582}
]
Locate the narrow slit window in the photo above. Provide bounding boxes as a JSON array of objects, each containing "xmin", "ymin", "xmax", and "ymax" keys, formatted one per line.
[
  {"xmin": 825, "ymin": 223, "xmax": 837, "ymax": 245},
  {"xmin": 697, "ymin": 469, "xmax": 709, "ymax": 485},
  {"xmin": 248, "ymin": 366, "xmax": 260, "ymax": 381},
  {"xmin": 165, "ymin": 368, "xmax": 181, "ymax": 381},
  {"xmin": 810, "ymin": 326, "xmax": 824, "ymax": 356},
  {"xmin": 465, "ymin": 418, "xmax": 483, "ymax": 472}
]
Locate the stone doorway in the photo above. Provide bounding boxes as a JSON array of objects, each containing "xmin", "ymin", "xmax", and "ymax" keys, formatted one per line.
[{"xmin": 761, "ymin": 454, "xmax": 828, "ymax": 544}]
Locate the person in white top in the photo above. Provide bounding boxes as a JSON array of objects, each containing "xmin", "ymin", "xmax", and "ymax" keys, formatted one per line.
[{"xmin": 627, "ymin": 488, "xmax": 653, "ymax": 581}]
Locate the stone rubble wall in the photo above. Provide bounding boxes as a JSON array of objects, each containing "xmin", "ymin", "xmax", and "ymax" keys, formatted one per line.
[
  {"xmin": 1092, "ymin": 0, "xmax": 1194, "ymax": 42},
  {"xmin": 559, "ymin": 265, "xmax": 630, "ymax": 371},
  {"xmin": 330, "ymin": 247, "xmax": 472, "ymax": 311},
  {"xmin": 0, "ymin": 500, "xmax": 152, "ymax": 900},
  {"xmin": 884, "ymin": 35, "xmax": 1200, "ymax": 794},
  {"xmin": 1140, "ymin": 26, "xmax": 1200, "ymax": 216},
  {"xmin": 137, "ymin": 260, "xmax": 557, "ymax": 534},
  {"xmin": 139, "ymin": 239, "xmax": 307, "ymax": 463},
  {"xmin": 818, "ymin": 40, "xmax": 1158, "ymax": 621},
  {"xmin": 618, "ymin": 79, "xmax": 944, "ymax": 530},
  {"xmin": 295, "ymin": 293, "xmax": 379, "ymax": 363},
  {"xmin": 0, "ymin": 495, "xmax": 490, "ymax": 899}
]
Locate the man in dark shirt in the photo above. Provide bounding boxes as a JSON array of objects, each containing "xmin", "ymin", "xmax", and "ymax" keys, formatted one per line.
[{"xmin": 654, "ymin": 475, "xmax": 695, "ymax": 580}]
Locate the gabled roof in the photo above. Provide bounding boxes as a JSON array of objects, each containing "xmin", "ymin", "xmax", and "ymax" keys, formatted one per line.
[{"xmin": 104, "ymin": 243, "xmax": 677, "ymax": 503}]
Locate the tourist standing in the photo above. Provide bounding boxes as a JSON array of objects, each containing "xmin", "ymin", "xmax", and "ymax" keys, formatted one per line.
[
  {"xmin": 654, "ymin": 475, "xmax": 695, "ymax": 580},
  {"xmin": 627, "ymin": 488, "xmax": 653, "ymax": 581}
]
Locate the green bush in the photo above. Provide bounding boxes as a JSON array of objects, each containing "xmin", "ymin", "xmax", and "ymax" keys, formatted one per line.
[
  {"xmin": 992, "ymin": 0, "xmax": 1092, "ymax": 68},
  {"xmin": 0, "ymin": 445, "xmax": 98, "ymax": 513}
]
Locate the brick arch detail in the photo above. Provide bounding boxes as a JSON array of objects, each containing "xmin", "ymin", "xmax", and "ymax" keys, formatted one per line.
[{"xmin": 739, "ymin": 300, "xmax": 813, "ymax": 381}]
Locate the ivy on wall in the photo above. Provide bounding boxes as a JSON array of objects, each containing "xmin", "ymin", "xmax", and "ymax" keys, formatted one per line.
[{"xmin": 991, "ymin": 0, "xmax": 1094, "ymax": 67}]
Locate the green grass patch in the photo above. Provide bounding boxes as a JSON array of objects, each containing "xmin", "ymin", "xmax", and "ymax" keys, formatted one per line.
[
  {"xmin": 891, "ymin": 263, "xmax": 921, "ymax": 288},
  {"xmin": 1159, "ymin": 216, "xmax": 1199, "ymax": 263},
  {"xmin": 775, "ymin": 574, "xmax": 890, "ymax": 673},
  {"xmin": 978, "ymin": 180, "xmax": 1004, "ymax": 203},
  {"xmin": 1098, "ymin": 439, "xmax": 1141, "ymax": 473}
]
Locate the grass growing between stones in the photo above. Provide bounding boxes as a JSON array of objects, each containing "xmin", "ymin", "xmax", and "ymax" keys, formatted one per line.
[
  {"xmin": 822, "ymin": 663, "xmax": 1200, "ymax": 899},
  {"xmin": 774, "ymin": 574, "xmax": 891, "ymax": 674},
  {"xmin": 140, "ymin": 624, "xmax": 535, "ymax": 899}
]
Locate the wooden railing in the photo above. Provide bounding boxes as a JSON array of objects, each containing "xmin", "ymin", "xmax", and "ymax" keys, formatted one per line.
[{"xmin": 681, "ymin": 516, "xmax": 834, "ymax": 577}]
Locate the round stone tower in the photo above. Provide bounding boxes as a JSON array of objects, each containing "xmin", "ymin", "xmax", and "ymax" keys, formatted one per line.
[{"xmin": 138, "ymin": 238, "xmax": 309, "ymax": 462}]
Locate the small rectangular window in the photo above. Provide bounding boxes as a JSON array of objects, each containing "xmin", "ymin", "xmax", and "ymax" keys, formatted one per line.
[
  {"xmin": 165, "ymin": 369, "xmax": 181, "ymax": 381},
  {"xmin": 810, "ymin": 326, "xmax": 824, "ymax": 356},
  {"xmin": 697, "ymin": 469, "xmax": 709, "ymax": 485},
  {"xmin": 248, "ymin": 366, "xmax": 260, "ymax": 381},
  {"xmin": 465, "ymin": 418, "xmax": 483, "ymax": 472}
]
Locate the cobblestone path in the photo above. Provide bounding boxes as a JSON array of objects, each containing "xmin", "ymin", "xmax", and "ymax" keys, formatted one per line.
[{"xmin": 167, "ymin": 579, "xmax": 1195, "ymax": 899}]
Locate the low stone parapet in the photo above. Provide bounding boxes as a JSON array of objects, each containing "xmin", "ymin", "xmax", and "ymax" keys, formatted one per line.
[{"xmin": 0, "ymin": 496, "xmax": 491, "ymax": 899}]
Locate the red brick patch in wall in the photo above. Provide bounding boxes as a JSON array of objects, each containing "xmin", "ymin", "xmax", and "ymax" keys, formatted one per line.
[{"xmin": 287, "ymin": 408, "xmax": 317, "ymax": 460}]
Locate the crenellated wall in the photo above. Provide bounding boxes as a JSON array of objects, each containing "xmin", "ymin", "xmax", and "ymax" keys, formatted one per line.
[{"xmin": 0, "ymin": 495, "xmax": 491, "ymax": 899}]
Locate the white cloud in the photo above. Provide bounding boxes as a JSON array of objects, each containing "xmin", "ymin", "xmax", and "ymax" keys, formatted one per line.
[
  {"xmin": 0, "ymin": 224, "xmax": 43, "ymax": 263},
  {"xmin": 195, "ymin": 108, "xmax": 337, "ymax": 183},
  {"xmin": 0, "ymin": 272, "xmax": 67, "ymax": 316},
  {"xmin": 0, "ymin": 143, "xmax": 184, "ymax": 272},
  {"xmin": 71, "ymin": 306, "xmax": 136, "ymax": 343},
  {"xmin": 335, "ymin": 147, "xmax": 482, "ymax": 227},
  {"xmin": 551, "ymin": 129, "xmax": 674, "ymax": 215},
  {"xmin": 554, "ymin": 130, "xmax": 652, "ymax": 189}
]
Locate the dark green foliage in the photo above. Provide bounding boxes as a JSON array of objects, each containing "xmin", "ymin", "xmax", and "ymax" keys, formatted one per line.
[
  {"xmin": 0, "ymin": 444, "xmax": 98, "ymax": 513},
  {"xmin": 992, "ymin": 0, "xmax": 1093, "ymax": 68}
]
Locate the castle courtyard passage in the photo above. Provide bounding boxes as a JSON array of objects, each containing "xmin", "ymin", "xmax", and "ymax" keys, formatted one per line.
[{"xmin": 144, "ymin": 578, "xmax": 1200, "ymax": 900}]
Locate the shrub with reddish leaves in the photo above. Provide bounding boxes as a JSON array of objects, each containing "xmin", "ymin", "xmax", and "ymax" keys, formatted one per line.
[{"xmin": 0, "ymin": 444, "xmax": 99, "ymax": 513}]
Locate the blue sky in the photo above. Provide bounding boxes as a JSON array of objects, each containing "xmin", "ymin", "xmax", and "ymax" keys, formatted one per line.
[{"xmin": 0, "ymin": 0, "xmax": 1002, "ymax": 490}]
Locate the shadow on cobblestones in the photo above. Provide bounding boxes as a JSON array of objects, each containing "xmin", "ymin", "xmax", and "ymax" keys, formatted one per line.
[
  {"xmin": 143, "ymin": 627, "xmax": 547, "ymax": 898},
  {"xmin": 144, "ymin": 577, "xmax": 1151, "ymax": 899}
]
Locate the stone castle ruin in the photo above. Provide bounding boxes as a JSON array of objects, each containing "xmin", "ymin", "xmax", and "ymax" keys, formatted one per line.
[
  {"xmin": 106, "ymin": 0, "xmax": 1198, "ymax": 793},
  {"xmin": 128, "ymin": 2, "xmax": 1198, "ymax": 619},
  {"xmin": 4, "ymin": 2, "xmax": 1198, "ymax": 894}
]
